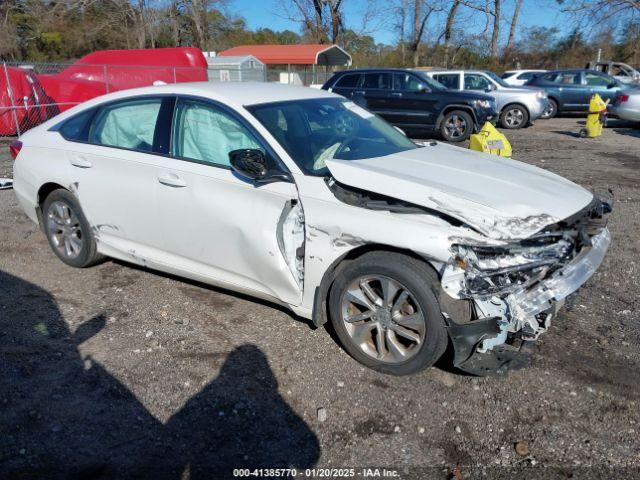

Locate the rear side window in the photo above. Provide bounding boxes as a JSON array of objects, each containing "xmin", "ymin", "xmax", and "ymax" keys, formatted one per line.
[
  {"xmin": 59, "ymin": 108, "xmax": 96, "ymax": 141},
  {"xmin": 501, "ymin": 72, "xmax": 516, "ymax": 79},
  {"xmin": 89, "ymin": 98, "xmax": 163, "ymax": 152},
  {"xmin": 363, "ymin": 72, "xmax": 391, "ymax": 89},
  {"xmin": 334, "ymin": 74, "xmax": 361, "ymax": 88},
  {"xmin": 433, "ymin": 73, "xmax": 459, "ymax": 89}
]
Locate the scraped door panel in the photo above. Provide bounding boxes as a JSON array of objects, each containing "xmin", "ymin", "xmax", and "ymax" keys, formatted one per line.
[
  {"xmin": 155, "ymin": 164, "xmax": 302, "ymax": 304},
  {"xmin": 156, "ymin": 97, "xmax": 303, "ymax": 304}
]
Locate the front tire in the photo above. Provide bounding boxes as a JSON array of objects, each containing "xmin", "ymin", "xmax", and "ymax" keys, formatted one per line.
[
  {"xmin": 500, "ymin": 104, "xmax": 529, "ymax": 129},
  {"xmin": 328, "ymin": 252, "xmax": 448, "ymax": 375},
  {"xmin": 42, "ymin": 189, "xmax": 103, "ymax": 268},
  {"xmin": 440, "ymin": 110, "xmax": 473, "ymax": 142}
]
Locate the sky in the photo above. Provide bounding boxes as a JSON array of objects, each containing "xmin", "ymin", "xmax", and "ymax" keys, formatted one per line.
[{"xmin": 231, "ymin": 0, "xmax": 570, "ymax": 45}]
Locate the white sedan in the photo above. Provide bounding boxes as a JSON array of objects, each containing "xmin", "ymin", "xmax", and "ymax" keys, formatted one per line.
[
  {"xmin": 501, "ymin": 69, "xmax": 546, "ymax": 87},
  {"xmin": 11, "ymin": 82, "xmax": 612, "ymax": 375},
  {"xmin": 609, "ymin": 90, "xmax": 640, "ymax": 123}
]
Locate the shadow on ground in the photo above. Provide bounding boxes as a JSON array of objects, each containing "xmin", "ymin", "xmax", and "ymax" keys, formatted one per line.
[{"xmin": 0, "ymin": 271, "xmax": 319, "ymax": 479}]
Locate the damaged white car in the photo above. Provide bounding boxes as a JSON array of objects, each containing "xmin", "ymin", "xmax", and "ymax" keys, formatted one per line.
[{"xmin": 11, "ymin": 83, "xmax": 612, "ymax": 375}]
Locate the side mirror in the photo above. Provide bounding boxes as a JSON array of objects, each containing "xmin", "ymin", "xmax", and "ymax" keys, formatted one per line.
[
  {"xmin": 485, "ymin": 83, "xmax": 496, "ymax": 92},
  {"xmin": 229, "ymin": 149, "xmax": 292, "ymax": 184}
]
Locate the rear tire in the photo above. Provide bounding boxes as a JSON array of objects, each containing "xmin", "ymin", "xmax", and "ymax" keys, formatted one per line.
[
  {"xmin": 328, "ymin": 252, "xmax": 448, "ymax": 376},
  {"xmin": 540, "ymin": 98, "xmax": 558, "ymax": 119},
  {"xmin": 500, "ymin": 104, "xmax": 529, "ymax": 129},
  {"xmin": 440, "ymin": 110, "xmax": 473, "ymax": 142},
  {"xmin": 42, "ymin": 189, "xmax": 103, "ymax": 268}
]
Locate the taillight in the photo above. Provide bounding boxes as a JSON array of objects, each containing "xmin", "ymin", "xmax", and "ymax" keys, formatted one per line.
[
  {"xmin": 618, "ymin": 94, "xmax": 629, "ymax": 103},
  {"xmin": 9, "ymin": 140, "xmax": 22, "ymax": 160}
]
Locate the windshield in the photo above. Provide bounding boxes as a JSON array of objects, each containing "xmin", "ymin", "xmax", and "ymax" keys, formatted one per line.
[
  {"xmin": 248, "ymin": 98, "xmax": 418, "ymax": 176},
  {"xmin": 484, "ymin": 71, "xmax": 511, "ymax": 88}
]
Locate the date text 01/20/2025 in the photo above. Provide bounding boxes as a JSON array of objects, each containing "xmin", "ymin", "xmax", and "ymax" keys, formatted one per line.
[{"xmin": 232, "ymin": 468, "xmax": 400, "ymax": 477}]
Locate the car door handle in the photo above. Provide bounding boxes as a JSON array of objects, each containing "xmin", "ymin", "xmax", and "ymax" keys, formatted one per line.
[
  {"xmin": 391, "ymin": 92, "xmax": 403, "ymax": 97},
  {"xmin": 158, "ymin": 173, "xmax": 187, "ymax": 188},
  {"xmin": 354, "ymin": 90, "xmax": 365, "ymax": 95},
  {"xmin": 69, "ymin": 157, "xmax": 92, "ymax": 168}
]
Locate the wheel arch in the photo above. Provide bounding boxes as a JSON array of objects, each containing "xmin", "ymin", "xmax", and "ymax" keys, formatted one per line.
[
  {"xmin": 435, "ymin": 104, "xmax": 478, "ymax": 130},
  {"xmin": 36, "ymin": 182, "xmax": 68, "ymax": 230},
  {"xmin": 501, "ymin": 102, "xmax": 530, "ymax": 117},
  {"xmin": 311, "ymin": 243, "xmax": 439, "ymax": 328}
]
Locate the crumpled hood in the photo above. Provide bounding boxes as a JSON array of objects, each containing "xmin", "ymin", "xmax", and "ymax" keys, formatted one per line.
[{"xmin": 325, "ymin": 143, "xmax": 594, "ymax": 240}]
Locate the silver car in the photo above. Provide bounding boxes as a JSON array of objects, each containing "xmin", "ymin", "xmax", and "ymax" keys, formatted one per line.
[
  {"xmin": 424, "ymin": 69, "xmax": 550, "ymax": 129},
  {"xmin": 610, "ymin": 90, "xmax": 640, "ymax": 123}
]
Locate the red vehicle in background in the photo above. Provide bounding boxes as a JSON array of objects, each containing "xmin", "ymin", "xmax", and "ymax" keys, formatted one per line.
[{"xmin": 1, "ymin": 47, "xmax": 208, "ymax": 136}]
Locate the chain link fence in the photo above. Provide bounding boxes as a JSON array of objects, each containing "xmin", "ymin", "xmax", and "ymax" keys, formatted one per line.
[
  {"xmin": 0, "ymin": 62, "xmax": 208, "ymax": 138},
  {"xmin": 1, "ymin": 61, "xmax": 341, "ymax": 138}
]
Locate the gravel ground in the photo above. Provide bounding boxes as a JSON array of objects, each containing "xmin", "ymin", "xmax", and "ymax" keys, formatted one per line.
[{"xmin": 1, "ymin": 117, "xmax": 639, "ymax": 480}]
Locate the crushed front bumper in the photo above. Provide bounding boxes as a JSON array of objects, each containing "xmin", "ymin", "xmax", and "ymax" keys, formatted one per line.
[
  {"xmin": 447, "ymin": 228, "xmax": 611, "ymax": 375},
  {"xmin": 508, "ymin": 227, "xmax": 610, "ymax": 319}
]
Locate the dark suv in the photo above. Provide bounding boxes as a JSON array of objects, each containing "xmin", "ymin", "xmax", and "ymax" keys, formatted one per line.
[{"xmin": 322, "ymin": 68, "xmax": 498, "ymax": 142}]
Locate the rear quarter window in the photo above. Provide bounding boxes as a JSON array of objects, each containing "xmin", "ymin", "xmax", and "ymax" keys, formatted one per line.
[{"xmin": 58, "ymin": 108, "xmax": 96, "ymax": 142}]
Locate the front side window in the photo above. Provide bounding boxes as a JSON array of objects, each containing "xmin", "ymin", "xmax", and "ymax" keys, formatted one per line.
[
  {"xmin": 394, "ymin": 73, "xmax": 444, "ymax": 91},
  {"xmin": 249, "ymin": 98, "xmax": 417, "ymax": 176},
  {"xmin": 464, "ymin": 74, "xmax": 491, "ymax": 90},
  {"xmin": 335, "ymin": 74, "xmax": 361, "ymax": 88},
  {"xmin": 171, "ymin": 99, "xmax": 262, "ymax": 167},
  {"xmin": 585, "ymin": 73, "xmax": 612, "ymax": 86},
  {"xmin": 432, "ymin": 73, "xmax": 459, "ymax": 89},
  {"xmin": 363, "ymin": 73, "xmax": 392, "ymax": 89},
  {"xmin": 90, "ymin": 98, "xmax": 162, "ymax": 152}
]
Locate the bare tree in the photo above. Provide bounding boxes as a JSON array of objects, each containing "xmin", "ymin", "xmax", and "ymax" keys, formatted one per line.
[
  {"xmin": 409, "ymin": 0, "xmax": 438, "ymax": 67},
  {"xmin": 394, "ymin": 0, "xmax": 410, "ymax": 65},
  {"xmin": 286, "ymin": 0, "xmax": 345, "ymax": 43},
  {"xmin": 442, "ymin": 0, "xmax": 460, "ymax": 67},
  {"xmin": 504, "ymin": 0, "xmax": 522, "ymax": 53}
]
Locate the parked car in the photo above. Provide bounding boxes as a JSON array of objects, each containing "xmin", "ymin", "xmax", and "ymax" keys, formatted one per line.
[
  {"xmin": 322, "ymin": 68, "xmax": 497, "ymax": 142},
  {"xmin": 609, "ymin": 90, "xmax": 640, "ymax": 123},
  {"xmin": 586, "ymin": 61, "xmax": 640, "ymax": 85},
  {"xmin": 424, "ymin": 69, "xmax": 549, "ymax": 129},
  {"xmin": 525, "ymin": 69, "xmax": 626, "ymax": 118},
  {"xmin": 501, "ymin": 70, "xmax": 546, "ymax": 87},
  {"xmin": 12, "ymin": 82, "xmax": 612, "ymax": 376}
]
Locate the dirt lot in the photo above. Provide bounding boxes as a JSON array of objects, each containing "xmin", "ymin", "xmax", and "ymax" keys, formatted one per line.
[{"xmin": 1, "ymin": 117, "xmax": 639, "ymax": 479}]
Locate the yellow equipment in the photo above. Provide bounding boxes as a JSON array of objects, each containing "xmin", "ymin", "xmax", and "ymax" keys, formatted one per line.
[
  {"xmin": 469, "ymin": 122, "xmax": 512, "ymax": 157},
  {"xmin": 579, "ymin": 94, "xmax": 608, "ymax": 138}
]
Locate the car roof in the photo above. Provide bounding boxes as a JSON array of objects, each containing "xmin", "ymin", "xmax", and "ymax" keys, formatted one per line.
[
  {"xmin": 334, "ymin": 68, "xmax": 426, "ymax": 74},
  {"xmin": 65, "ymin": 81, "xmax": 338, "ymax": 109}
]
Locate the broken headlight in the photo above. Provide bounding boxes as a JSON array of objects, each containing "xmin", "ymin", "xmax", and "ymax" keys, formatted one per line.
[{"xmin": 449, "ymin": 239, "xmax": 573, "ymax": 298}]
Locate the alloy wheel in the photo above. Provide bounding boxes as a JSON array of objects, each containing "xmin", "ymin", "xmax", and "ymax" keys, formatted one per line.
[
  {"xmin": 46, "ymin": 200, "xmax": 83, "ymax": 259},
  {"xmin": 340, "ymin": 275, "xmax": 426, "ymax": 363},
  {"xmin": 505, "ymin": 108, "xmax": 525, "ymax": 127},
  {"xmin": 444, "ymin": 114, "xmax": 467, "ymax": 139}
]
